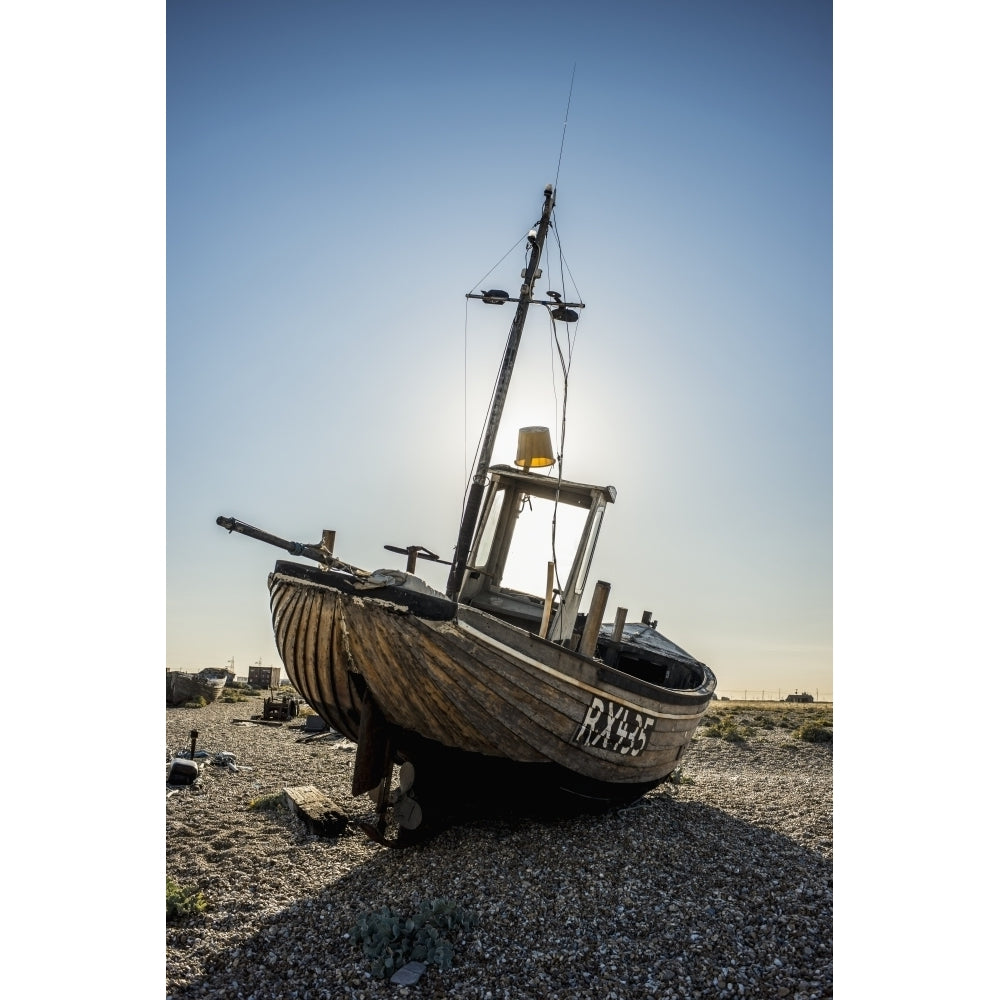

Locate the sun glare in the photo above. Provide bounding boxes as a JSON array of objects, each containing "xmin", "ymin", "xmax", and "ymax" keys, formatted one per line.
[{"xmin": 498, "ymin": 496, "xmax": 588, "ymax": 597}]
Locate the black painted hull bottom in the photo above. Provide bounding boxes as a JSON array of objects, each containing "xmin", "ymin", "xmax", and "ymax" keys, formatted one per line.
[{"xmin": 388, "ymin": 727, "xmax": 668, "ymax": 832}]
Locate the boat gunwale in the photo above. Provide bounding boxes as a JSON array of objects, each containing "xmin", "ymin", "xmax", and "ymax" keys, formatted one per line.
[
  {"xmin": 451, "ymin": 614, "xmax": 712, "ymax": 721},
  {"xmin": 268, "ymin": 562, "xmax": 716, "ymax": 710}
]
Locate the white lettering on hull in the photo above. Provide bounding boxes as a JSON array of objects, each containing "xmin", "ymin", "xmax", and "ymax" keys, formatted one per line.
[{"xmin": 573, "ymin": 696, "xmax": 656, "ymax": 756}]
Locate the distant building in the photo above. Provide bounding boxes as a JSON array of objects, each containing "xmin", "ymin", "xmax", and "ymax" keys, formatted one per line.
[
  {"xmin": 248, "ymin": 665, "xmax": 282, "ymax": 689},
  {"xmin": 785, "ymin": 691, "xmax": 814, "ymax": 703}
]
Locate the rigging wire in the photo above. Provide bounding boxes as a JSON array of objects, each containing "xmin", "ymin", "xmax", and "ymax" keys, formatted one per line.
[
  {"xmin": 531, "ymin": 59, "xmax": 583, "ymax": 618},
  {"xmin": 462, "ymin": 298, "xmax": 471, "ymax": 527},
  {"xmin": 547, "ymin": 308, "xmax": 572, "ymax": 606},
  {"xmin": 461, "ymin": 229, "xmax": 540, "ymax": 518},
  {"xmin": 460, "ymin": 285, "xmax": 525, "ymax": 518},
  {"xmin": 551, "ymin": 218, "xmax": 583, "ymax": 318},
  {"xmin": 462, "ymin": 298, "xmax": 495, "ymax": 513},
  {"xmin": 465, "ymin": 235, "xmax": 529, "ymax": 297},
  {"xmin": 458, "ymin": 66, "xmax": 582, "ymax": 612},
  {"xmin": 539, "ymin": 208, "xmax": 584, "ymax": 611}
]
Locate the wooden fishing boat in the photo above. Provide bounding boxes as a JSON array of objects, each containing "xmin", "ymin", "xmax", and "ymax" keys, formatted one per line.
[
  {"xmin": 217, "ymin": 183, "xmax": 716, "ymax": 843},
  {"xmin": 166, "ymin": 667, "xmax": 229, "ymax": 707}
]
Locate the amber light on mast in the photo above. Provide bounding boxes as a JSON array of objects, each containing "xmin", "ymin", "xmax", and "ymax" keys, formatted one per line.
[{"xmin": 514, "ymin": 426, "xmax": 556, "ymax": 470}]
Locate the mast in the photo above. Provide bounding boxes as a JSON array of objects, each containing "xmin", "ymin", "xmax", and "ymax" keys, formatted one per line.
[{"xmin": 446, "ymin": 183, "xmax": 556, "ymax": 599}]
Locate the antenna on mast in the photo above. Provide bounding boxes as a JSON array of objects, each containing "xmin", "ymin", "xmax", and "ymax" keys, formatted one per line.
[{"xmin": 554, "ymin": 64, "xmax": 576, "ymax": 190}]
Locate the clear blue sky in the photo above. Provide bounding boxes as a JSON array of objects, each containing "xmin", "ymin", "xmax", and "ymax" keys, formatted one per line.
[{"xmin": 166, "ymin": 0, "xmax": 833, "ymax": 699}]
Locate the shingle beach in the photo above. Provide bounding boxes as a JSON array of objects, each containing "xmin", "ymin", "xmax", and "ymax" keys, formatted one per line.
[{"xmin": 166, "ymin": 697, "xmax": 832, "ymax": 999}]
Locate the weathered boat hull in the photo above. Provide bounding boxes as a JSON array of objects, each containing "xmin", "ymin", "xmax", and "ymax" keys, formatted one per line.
[
  {"xmin": 269, "ymin": 560, "xmax": 715, "ymax": 812},
  {"xmin": 166, "ymin": 668, "xmax": 228, "ymax": 707}
]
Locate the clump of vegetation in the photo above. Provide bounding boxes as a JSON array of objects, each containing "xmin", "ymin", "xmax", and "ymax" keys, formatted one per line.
[
  {"xmin": 349, "ymin": 898, "xmax": 479, "ymax": 980},
  {"xmin": 698, "ymin": 701, "xmax": 833, "ymax": 746},
  {"xmin": 667, "ymin": 769, "xmax": 694, "ymax": 785},
  {"xmin": 182, "ymin": 696, "xmax": 207, "ymax": 709},
  {"xmin": 166, "ymin": 877, "xmax": 207, "ymax": 921},
  {"xmin": 700, "ymin": 715, "xmax": 749, "ymax": 742},
  {"xmin": 248, "ymin": 791, "xmax": 286, "ymax": 812},
  {"xmin": 219, "ymin": 690, "xmax": 249, "ymax": 703},
  {"xmin": 720, "ymin": 723, "xmax": 749, "ymax": 743},
  {"xmin": 794, "ymin": 721, "xmax": 833, "ymax": 743}
]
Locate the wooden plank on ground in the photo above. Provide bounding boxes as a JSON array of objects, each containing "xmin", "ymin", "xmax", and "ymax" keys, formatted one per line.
[{"xmin": 282, "ymin": 784, "xmax": 349, "ymax": 838}]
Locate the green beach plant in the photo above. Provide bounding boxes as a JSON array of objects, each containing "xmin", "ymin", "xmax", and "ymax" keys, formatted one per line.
[
  {"xmin": 166, "ymin": 876, "xmax": 207, "ymax": 921},
  {"xmin": 793, "ymin": 721, "xmax": 833, "ymax": 743},
  {"xmin": 697, "ymin": 701, "xmax": 833, "ymax": 742},
  {"xmin": 348, "ymin": 898, "xmax": 479, "ymax": 979},
  {"xmin": 667, "ymin": 768, "xmax": 694, "ymax": 785},
  {"xmin": 248, "ymin": 791, "xmax": 286, "ymax": 812},
  {"xmin": 700, "ymin": 715, "xmax": 749, "ymax": 742}
]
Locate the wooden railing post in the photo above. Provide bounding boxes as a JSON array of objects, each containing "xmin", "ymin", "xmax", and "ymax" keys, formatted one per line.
[
  {"xmin": 612, "ymin": 607, "xmax": 627, "ymax": 642},
  {"xmin": 579, "ymin": 581, "xmax": 612, "ymax": 658}
]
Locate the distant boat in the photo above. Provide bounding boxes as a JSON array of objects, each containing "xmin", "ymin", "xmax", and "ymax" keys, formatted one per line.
[
  {"xmin": 218, "ymin": 183, "xmax": 717, "ymax": 844},
  {"xmin": 166, "ymin": 667, "xmax": 229, "ymax": 707}
]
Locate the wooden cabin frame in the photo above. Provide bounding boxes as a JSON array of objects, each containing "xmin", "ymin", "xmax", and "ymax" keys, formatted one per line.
[{"xmin": 458, "ymin": 463, "xmax": 616, "ymax": 643}]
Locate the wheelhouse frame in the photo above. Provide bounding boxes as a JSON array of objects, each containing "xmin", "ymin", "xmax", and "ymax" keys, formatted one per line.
[{"xmin": 458, "ymin": 463, "xmax": 616, "ymax": 643}]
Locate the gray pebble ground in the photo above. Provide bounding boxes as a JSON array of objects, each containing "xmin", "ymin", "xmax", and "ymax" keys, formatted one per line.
[{"xmin": 166, "ymin": 698, "xmax": 832, "ymax": 999}]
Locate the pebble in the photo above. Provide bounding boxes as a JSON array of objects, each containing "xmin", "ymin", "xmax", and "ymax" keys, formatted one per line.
[{"xmin": 167, "ymin": 698, "xmax": 832, "ymax": 999}]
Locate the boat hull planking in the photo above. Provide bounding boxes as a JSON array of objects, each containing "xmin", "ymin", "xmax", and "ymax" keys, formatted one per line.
[{"xmin": 268, "ymin": 560, "xmax": 715, "ymax": 810}]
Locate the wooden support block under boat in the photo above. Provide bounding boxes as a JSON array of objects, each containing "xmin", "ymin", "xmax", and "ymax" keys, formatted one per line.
[{"xmin": 282, "ymin": 785, "xmax": 349, "ymax": 838}]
